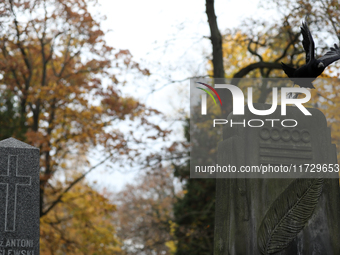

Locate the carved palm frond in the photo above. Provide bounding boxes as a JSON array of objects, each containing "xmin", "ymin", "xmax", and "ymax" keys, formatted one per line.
[{"xmin": 257, "ymin": 178, "xmax": 323, "ymax": 254}]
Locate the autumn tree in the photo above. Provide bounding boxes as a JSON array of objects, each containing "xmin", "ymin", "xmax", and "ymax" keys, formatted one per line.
[
  {"xmin": 40, "ymin": 179, "xmax": 120, "ymax": 255},
  {"xmin": 171, "ymin": 115, "xmax": 218, "ymax": 255},
  {"xmin": 0, "ymin": 89, "xmax": 26, "ymax": 140},
  {"xmin": 173, "ymin": 0, "xmax": 340, "ymax": 254},
  {"xmin": 113, "ymin": 166, "xmax": 177, "ymax": 255},
  {"xmin": 220, "ymin": 0, "xmax": 340, "ymax": 150},
  {"xmin": 0, "ymin": 0, "xmax": 168, "ymax": 251}
]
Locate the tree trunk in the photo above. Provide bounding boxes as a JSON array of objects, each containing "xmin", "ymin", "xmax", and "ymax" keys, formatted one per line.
[
  {"xmin": 206, "ymin": 0, "xmax": 232, "ymax": 117},
  {"xmin": 206, "ymin": 0, "xmax": 224, "ymax": 79}
]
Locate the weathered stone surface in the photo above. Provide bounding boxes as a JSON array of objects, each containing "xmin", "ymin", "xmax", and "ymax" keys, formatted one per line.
[
  {"xmin": 214, "ymin": 104, "xmax": 340, "ymax": 255},
  {"xmin": 0, "ymin": 138, "xmax": 40, "ymax": 255}
]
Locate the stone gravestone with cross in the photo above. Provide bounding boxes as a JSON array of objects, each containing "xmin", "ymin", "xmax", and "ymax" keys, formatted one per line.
[
  {"xmin": 0, "ymin": 138, "xmax": 40, "ymax": 255},
  {"xmin": 214, "ymin": 104, "xmax": 340, "ymax": 255}
]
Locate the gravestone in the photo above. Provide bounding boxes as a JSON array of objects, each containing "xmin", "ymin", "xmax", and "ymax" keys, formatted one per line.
[
  {"xmin": 0, "ymin": 138, "xmax": 40, "ymax": 255},
  {"xmin": 214, "ymin": 104, "xmax": 340, "ymax": 255}
]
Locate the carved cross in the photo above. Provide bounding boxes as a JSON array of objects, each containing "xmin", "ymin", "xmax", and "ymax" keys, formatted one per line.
[{"xmin": 0, "ymin": 155, "xmax": 31, "ymax": 232}]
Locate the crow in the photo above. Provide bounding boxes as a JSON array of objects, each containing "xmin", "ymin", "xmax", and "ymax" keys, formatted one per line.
[{"xmin": 281, "ymin": 20, "xmax": 340, "ymax": 91}]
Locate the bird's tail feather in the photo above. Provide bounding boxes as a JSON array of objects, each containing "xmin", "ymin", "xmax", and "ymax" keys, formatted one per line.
[{"xmin": 281, "ymin": 62, "xmax": 296, "ymax": 77}]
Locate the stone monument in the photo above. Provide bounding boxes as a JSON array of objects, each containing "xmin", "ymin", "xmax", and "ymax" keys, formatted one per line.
[
  {"xmin": 0, "ymin": 138, "xmax": 40, "ymax": 255},
  {"xmin": 214, "ymin": 104, "xmax": 340, "ymax": 255}
]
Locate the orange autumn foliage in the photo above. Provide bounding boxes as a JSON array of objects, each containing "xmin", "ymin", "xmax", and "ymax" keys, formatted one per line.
[{"xmin": 0, "ymin": 0, "xmax": 169, "ymax": 252}]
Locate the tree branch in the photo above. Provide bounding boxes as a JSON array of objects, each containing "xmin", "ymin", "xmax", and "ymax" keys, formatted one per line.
[
  {"xmin": 248, "ymin": 39, "xmax": 263, "ymax": 62},
  {"xmin": 231, "ymin": 62, "xmax": 283, "ymax": 84},
  {"xmin": 41, "ymin": 153, "xmax": 113, "ymax": 217}
]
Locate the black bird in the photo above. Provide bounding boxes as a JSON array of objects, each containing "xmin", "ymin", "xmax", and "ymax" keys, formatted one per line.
[{"xmin": 281, "ymin": 20, "xmax": 340, "ymax": 89}]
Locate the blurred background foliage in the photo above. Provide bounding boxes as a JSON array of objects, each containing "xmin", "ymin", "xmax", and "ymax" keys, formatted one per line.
[{"xmin": 1, "ymin": 0, "xmax": 340, "ymax": 254}]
